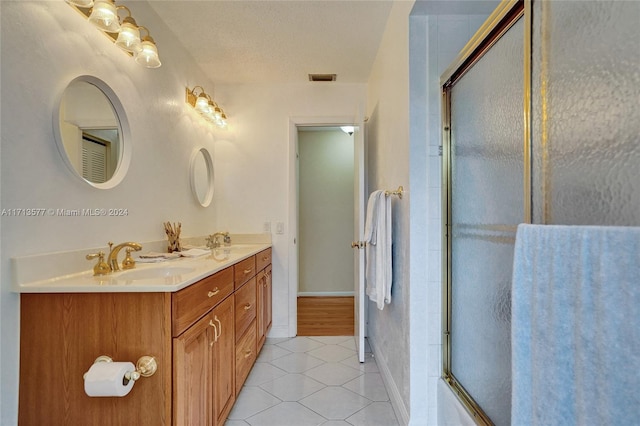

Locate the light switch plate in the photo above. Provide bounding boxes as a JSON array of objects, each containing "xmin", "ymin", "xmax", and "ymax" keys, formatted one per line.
[{"xmin": 276, "ymin": 222, "xmax": 284, "ymax": 234}]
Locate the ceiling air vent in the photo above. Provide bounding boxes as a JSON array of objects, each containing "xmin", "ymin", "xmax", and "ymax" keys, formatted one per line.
[{"xmin": 309, "ymin": 74, "xmax": 337, "ymax": 82}]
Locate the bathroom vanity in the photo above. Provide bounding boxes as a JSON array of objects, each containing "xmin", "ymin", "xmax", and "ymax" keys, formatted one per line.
[{"xmin": 17, "ymin": 245, "xmax": 272, "ymax": 426}]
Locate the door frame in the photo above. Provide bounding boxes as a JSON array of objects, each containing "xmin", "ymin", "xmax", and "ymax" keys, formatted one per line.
[{"xmin": 287, "ymin": 116, "xmax": 365, "ymax": 338}]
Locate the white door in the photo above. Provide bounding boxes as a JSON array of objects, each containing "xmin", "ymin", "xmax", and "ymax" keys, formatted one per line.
[{"xmin": 353, "ymin": 126, "xmax": 366, "ymax": 363}]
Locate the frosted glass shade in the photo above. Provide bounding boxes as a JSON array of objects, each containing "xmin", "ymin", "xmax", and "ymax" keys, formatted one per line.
[
  {"xmin": 65, "ymin": 0, "xmax": 94, "ymax": 7},
  {"xmin": 195, "ymin": 96, "xmax": 211, "ymax": 114},
  {"xmin": 88, "ymin": 0, "xmax": 120, "ymax": 33},
  {"xmin": 135, "ymin": 37, "xmax": 161, "ymax": 68},
  {"xmin": 115, "ymin": 20, "xmax": 142, "ymax": 53}
]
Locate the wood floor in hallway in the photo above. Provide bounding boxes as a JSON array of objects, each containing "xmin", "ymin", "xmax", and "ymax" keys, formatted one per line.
[{"xmin": 297, "ymin": 296, "xmax": 354, "ymax": 336}]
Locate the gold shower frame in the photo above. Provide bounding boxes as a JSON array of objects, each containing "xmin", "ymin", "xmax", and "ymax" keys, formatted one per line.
[{"xmin": 440, "ymin": 0, "xmax": 531, "ymax": 423}]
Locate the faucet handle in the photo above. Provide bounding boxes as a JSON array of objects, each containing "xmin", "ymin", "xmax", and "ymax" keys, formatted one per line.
[
  {"xmin": 122, "ymin": 248, "xmax": 136, "ymax": 270},
  {"xmin": 86, "ymin": 251, "xmax": 111, "ymax": 276}
]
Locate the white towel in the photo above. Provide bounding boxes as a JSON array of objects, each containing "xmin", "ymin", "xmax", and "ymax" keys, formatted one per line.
[
  {"xmin": 511, "ymin": 224, "xmax": 640, "ymax": 425},
  {"xmin": 363, "ymin": 190, "xmax": 392, "ymax": 310}
]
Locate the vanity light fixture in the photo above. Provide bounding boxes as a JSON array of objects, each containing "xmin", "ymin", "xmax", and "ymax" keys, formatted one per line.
[
  {"xmin": 65, "ymin": 0, "xmax": 161, "ymax": 68},
  {"xmin": 186, "ymin": 86, "xmax": 229, "ymax": 129}
]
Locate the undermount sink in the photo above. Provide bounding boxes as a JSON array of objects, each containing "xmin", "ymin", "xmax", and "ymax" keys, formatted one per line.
[{"xmin": 116, "ymin": 266, "xmax": 195, "ymax": 281}]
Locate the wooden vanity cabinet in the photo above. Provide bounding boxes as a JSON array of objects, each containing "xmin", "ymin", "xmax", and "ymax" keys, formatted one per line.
[
  {"xmin": 19, "ymin": 292, "xmax": 174, "ymax": 426},
  {"xmin": 18, "ymin": 249, "xmax": 272, "ymax": 426}
]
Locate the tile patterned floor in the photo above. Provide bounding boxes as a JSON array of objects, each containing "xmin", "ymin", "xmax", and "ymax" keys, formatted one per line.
[{"xmin": 226, "ymin": 336, "xmax": 400, "ymax": 426}]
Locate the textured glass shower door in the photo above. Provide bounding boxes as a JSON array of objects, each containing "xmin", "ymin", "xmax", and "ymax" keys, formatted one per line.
[
  {"xmin": 531, "ymin": 0, "xmax": 640, "ymax": 226},
  {"xmin": 446, "ymin": 17, "xmax": 524, "ymax": 426}
]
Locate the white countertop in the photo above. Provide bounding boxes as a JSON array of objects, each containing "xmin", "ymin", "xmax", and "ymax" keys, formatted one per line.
[{"xmin": 14, "ymin": 243, "xmax": 271, "ymax": 293}]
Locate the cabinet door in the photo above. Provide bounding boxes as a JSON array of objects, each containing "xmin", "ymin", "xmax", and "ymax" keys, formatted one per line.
[
  {"xmin": 173, "ymin": 312, "xmax": 215, "ymax": 426},
  {"xmin": 213, "ymin": 296, "xmax": 235, "ymax": 424},
  {"xmin": 256, "ymin": 270, "xmax": 266, "ymax": 352}
]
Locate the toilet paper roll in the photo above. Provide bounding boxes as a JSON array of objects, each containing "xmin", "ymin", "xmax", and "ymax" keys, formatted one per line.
[{"xmin": 84, "ymin": 361, "xmax": 135, "ymax": 397}]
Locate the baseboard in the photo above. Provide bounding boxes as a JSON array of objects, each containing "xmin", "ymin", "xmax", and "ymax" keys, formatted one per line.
[
  {"xmin": 297, "ymin": 291, "xmax": 354, "ymax": 297},
  {"xmin": 267, "ymin": 324, "xmax": 290, "ymax": 338},
  {"xmin": 369, "ymin": 336, "xmax": 410, "ymax": 426}
]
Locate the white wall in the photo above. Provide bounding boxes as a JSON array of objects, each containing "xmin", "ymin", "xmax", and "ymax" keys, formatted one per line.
[
  {"xmin": 211, "ymin": 82, "xmax": 366, "ymax": 336},
  {"xmin": 298, "ymin": 130, "xmax": 354, "ymax": 294},
  {"xmin": 365, "ymin": 1, "xmax": 415, "ymax": 423},
  {"xmin": 0, "ymin": 2, "xmax": 223, "ymax": 424}
]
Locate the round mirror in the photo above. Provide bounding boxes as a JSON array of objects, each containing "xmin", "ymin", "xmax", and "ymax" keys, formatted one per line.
[
  {"xmin": 190, "ymin": 147, "xmax": 214, "ymax": 207},
  {"xmin": 53, "ymin": 75, "xmax": 130, "ymax": 189}
]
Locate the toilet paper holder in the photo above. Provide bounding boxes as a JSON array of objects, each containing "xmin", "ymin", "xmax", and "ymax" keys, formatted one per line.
[{"xmin": 89, "ymin": 355, "xmax": 158, "ymax": 384}]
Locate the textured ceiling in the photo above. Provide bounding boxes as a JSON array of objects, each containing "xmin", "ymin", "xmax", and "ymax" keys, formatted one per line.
[{"xmin": 147, "ymin": 0, "xmax": 394, "ymax": 84}]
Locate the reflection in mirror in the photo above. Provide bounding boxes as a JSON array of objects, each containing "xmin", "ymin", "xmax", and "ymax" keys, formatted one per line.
[
  {"xmin": 190, "ymin": 147, "xmax": 214, "ymax": 207},
  {"xmin": 54, "ymin": 76, "xmax": 130, "ymax": 189}
]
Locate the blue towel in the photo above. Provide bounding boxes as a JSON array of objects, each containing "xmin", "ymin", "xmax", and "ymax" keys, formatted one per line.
[{"xmin": 511, "ymin": 224, "xmax": 640, "ymax": 426}]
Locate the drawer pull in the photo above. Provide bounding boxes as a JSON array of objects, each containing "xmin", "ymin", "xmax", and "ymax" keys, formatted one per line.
[
  {"xmin": 244, "ymin": 350, "xmax": 252, "ymax": 358},
  {"xmin": 244, "ymin": 303, "xmax": 252, "ymax": 311},
  {"xmin": 208, "ymin": 320, "xmax": 218, "ymax": 346},
  {"xmin": 262, "ymin": 256, "xmax": 269, "ymax": 261},
  {"xmin": 208, "ymin": 288, "xmax": 220, "ymax": 298},
  {"xmin": 243, "ymin": 268, "xmax": 253, "ymax": 275}
]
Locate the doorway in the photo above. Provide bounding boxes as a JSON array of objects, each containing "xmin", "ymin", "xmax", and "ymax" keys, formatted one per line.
[{"xmin": 296, "ymin": 126, "xmax": 355, "ymax": 335}]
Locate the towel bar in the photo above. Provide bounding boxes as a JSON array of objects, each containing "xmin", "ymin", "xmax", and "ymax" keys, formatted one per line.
[{"xmin": 384, "ymin": 186, "xmax": 404, "ymax": 199}]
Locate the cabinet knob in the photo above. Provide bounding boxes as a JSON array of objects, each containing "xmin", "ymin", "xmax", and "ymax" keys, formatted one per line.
[{"xmin": 207, "ymin": 288, "xmax": 220, "ymax": 298}]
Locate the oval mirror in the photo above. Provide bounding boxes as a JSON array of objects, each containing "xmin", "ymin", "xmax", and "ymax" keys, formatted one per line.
[
  {"xmin": 190, "ymin": 147, "xmax": 214, "ymax": 207},
  {"xmin": 53, "ymin": 75, "xmax": 130, "ymax": 189}
]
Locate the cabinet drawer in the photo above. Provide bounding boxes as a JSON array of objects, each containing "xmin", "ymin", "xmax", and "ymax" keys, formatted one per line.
[
  {"xmin": 234, "ymin": 277, "xmax": 256, "ymax": 341},
  {"xmin": 256, "ymin": 248, "xmax": 272, "ymax": 272},
  {"xmin": 172, "ymin": 267, "xmax": 234, "ymax": 337},
  {"xmin": 235, "ymin": 320, "xmax": 256, "ymax": 395},
  {"xmin": 234, "ymin": 256, "xmax": 256, "ymax": 289}
]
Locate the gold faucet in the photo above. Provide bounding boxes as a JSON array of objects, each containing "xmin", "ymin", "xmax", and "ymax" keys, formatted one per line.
[
  {"xmin": 207, "ymin": 232, "xmax": 230, "ymax": 249},
  {"xmin": 108, "ymin": 241, "xmax": 142, "ymax": 272}
]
